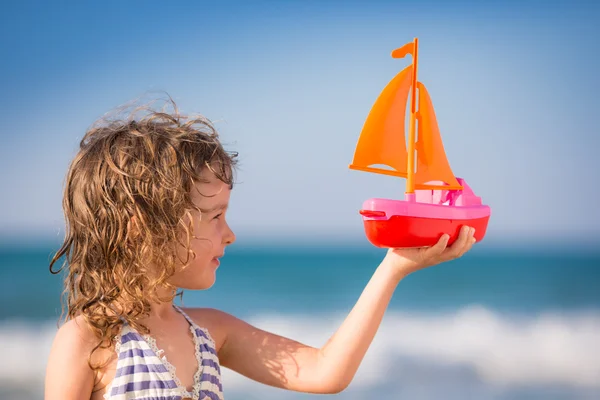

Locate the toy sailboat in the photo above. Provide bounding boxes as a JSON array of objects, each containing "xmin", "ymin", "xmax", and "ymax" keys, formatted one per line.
[{"xmin": 349, "ymin": 38, "xmax": 491, "ymax": 248}]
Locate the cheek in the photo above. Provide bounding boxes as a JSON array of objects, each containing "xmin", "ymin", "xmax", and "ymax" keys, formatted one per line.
[
  {"xmin": 176, "ymin": 218, "xmax": 220, "ymax": 265},
  {"xmin": 171, "ymin": 240, "xmax": 214, "ymax": 278},
  {"xmin": 191, "ymin": 239, "xmax": 214, "ymax": 261},
  {"xmin": 196, "ymin": 221, "xmax": 224, "ymax": 246},
  {"xmin": 174, "ymin": 234, "xmax": 212, "ymax": 267}
]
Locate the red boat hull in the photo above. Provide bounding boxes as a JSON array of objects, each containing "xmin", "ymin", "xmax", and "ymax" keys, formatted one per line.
[{"xmin": 362, "ymin": 214, "xmax": 490, "ymax": 248}]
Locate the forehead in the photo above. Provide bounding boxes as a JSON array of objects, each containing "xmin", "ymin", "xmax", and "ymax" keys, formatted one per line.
[{"xmin": 190, "ymin": 170, "xmax": 231, "ymax": 208}]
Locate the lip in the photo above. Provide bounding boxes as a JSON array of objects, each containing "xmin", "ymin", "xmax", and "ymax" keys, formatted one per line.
[{"xmin": 212, "ymin": 254, "xmax": 223, "ymax": 265}]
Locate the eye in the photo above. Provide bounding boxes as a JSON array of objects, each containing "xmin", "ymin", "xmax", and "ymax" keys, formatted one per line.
[{"xmin": 213, "ymin": 212, "xmax": 223, "ymax": 220}]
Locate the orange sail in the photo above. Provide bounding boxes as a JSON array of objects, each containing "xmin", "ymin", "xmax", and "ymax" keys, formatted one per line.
[
  {"xmin": 414, "ymin": 82, "xmax": 462, "ymax": 190},
  {"xmin": 349, "ymin": 38, "xmax": 462, "ymax": 192},
  {"xmin": 349, "ymin": 64, "xmax": 413, "ymax": 178}
]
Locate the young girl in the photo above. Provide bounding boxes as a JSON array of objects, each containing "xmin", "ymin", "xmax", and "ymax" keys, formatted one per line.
[{"xmin": 44, "ymin": 98, "xmax": 476, "ymax": 400}]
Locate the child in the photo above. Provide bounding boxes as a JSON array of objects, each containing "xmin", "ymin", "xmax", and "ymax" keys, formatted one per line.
[{"xmin": 44, "ymin": 97, "xmax": 476, "ymax": 400}]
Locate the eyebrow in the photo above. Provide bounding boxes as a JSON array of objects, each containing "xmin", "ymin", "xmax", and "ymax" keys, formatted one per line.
[{"xmin": 199, "ymin": 203, "xmax": 229, "ymax": 214}]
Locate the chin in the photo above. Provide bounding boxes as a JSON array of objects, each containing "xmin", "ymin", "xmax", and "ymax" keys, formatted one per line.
[
  {"xmin": 172, "ymin": 263, "xmax": 217, "ymax": 290},
  {"xmin": 197, "ymin": 281, "xmax": 216, "ymax": 290},
  {"xmin": 178, "ymin": 277, "xmax": 216, "ymax": 291}
]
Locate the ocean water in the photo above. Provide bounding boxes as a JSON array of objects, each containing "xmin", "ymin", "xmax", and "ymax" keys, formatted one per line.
[{"xmin": 1, "ymin": 240, "xmax": 599, "ymax": 399}]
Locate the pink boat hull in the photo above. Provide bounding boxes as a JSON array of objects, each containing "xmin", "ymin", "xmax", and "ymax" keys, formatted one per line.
[{"xmin": 359, "ymin": 178, "xmax": 491, "ymax": 248}]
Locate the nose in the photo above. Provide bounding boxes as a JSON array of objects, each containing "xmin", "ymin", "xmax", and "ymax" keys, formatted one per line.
[{"xmin": 223, "ymin": 221, "xmax": 236, "ymax": 245}]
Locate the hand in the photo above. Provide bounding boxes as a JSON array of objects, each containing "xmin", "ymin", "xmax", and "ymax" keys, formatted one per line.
[{"xmin": 382, "ymin": 225, "xmax": 476, "ymax": 278}]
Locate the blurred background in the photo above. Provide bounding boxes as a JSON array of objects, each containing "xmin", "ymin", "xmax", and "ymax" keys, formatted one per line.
[{"xmin": 1, "ymin": 0, "xmax": 599, "ymax": 399}]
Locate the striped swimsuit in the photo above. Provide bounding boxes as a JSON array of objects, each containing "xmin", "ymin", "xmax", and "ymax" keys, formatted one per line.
[{"xmin": 103, "ymin": 305, "xmax": 224, "ymax": 400}]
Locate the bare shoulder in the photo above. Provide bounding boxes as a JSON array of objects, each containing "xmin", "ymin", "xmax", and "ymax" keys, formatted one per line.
[
  {"xmin": 181, "ymin": 307, "xmax": 242, "ymax": 351},
  {"xmin": 44, "ymin": 315, "xmax": 111, "ymax": 399},
  {"xmin": 45, "ymin": 316, "xmax": 95, "ymax": 398}
]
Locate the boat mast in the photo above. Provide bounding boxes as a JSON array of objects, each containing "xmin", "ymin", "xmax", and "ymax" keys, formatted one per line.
[{"xmin": 405, "ymin": 37, "xmax": 418, "ymax": 200}]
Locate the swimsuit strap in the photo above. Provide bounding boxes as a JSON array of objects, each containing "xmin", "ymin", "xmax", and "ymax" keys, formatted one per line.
[{"xmin": 173, "ymin": 304, "xmax": 196, "ymax": 326}]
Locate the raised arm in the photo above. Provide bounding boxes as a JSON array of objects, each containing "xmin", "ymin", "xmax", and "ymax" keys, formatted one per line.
[
  {"xmin": 216, "ymin": 260, "xmax": 408, "ymax": 394},
  {"xmin": 215, "ymin": 226, "xmax": 476, "ymax": 393}
]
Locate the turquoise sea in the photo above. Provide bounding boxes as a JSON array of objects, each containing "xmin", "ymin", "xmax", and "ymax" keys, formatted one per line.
[{"xmin": 1, "ymin": 239, "xmax": 599, "ymax": 399}]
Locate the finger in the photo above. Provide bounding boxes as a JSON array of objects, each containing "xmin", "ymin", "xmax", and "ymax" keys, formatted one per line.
[
  {"xmin": 447, "ymin": 226, "xmax": 471, "ymax": 258},
  {"xmin": 458, "ymin": 228, "xmax": 476, "ymax": 257},
  {"xmin": 427, "ymin": 233, "xmax": 450, "ymax": 257}
]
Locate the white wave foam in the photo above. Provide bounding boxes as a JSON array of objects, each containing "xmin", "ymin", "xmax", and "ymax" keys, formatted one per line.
[
  {"xmin": 223, "ymin": 306, "xmax": 600, "ymax": 390},
  {"xmin": 2, "ymin": 306, "xmax": 599, "ymax": 396},
  {"xmin": 0, "ymin": 320, "xmax": 57, "ymax": 385}
]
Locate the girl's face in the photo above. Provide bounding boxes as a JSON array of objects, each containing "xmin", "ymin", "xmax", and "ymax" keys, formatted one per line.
[{"xmin": 168, "ymin": 168, "xmax": 236, "ymax": 290}]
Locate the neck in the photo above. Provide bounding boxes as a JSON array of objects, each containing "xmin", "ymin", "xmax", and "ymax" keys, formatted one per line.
[{"xmin": 144, "ymin": 285, "xmax": 179, "ymax": 321}]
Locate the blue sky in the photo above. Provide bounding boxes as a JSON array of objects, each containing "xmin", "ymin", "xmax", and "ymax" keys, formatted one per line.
[{"xmin": 1, "ymin": 0, "xmax": 599, "ymax": 245}]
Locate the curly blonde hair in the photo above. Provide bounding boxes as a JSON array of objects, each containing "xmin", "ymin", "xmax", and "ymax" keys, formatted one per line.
[{"xmin": 49, "ymin": 96, "xmax": 237, "ymax": 369}]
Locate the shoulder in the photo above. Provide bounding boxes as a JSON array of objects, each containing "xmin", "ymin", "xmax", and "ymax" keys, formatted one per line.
[
  {"xmin": 53, "ymin": 315, "xmax": 97, "ymax": 342},
  {"xmin": 45, "ymin": 316, "xmax": 100, "ymax": 398},
  {"xmin": 180, "ymin": 307, "xmax": 244, "ymax": 352},
  {"xmin": 47, "ymin": 315, "xmax": 99, "ymax": 365}
]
